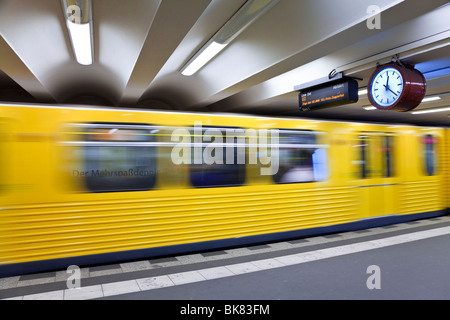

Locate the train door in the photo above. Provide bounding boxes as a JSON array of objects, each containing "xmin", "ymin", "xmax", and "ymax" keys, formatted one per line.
[
  {"xmin": 446, "ymin": 129, "xmax": 450, "ymax": 211},
  {"xmin": 0, "ymin": 118, "xmax": 10, "ymax": 209},
  {"xmin": 356, "ymin": 132, "xmax": 398, "ymax": 218},
  {"xmin": 0, "ymin": 121, "xmax": 5, "ymax": 199}
]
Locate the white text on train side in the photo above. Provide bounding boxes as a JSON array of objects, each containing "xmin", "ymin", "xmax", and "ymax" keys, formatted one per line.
[{"xmin": 170, "ymin": 122, "xmax": 279, "ymax": 175}]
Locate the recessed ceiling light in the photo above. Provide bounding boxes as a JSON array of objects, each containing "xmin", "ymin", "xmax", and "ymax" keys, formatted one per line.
[
  {"xmin": 421, "ymin": 96, "xmax": 441, "ymax": 103},
  {"xmin": 181, "ymin": 42, "xmax": 227, "ymax": 76},
  {"xmin": 62, "ymin": 0, "xmax": 93, "ymax": 66},
  {"xmin": 66, "ymin": 20, "xmax": 93, "ymax": 65},
  {"xmin": 180, "ymin": 0, "xmax": 280, "ymax": 76},
  {"xmin": 411, "ymin": 106, "xmax": 450, "ymax": 114}
]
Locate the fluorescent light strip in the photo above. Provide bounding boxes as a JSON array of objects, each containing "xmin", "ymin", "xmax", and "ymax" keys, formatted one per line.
[
  {"xmin": 421, "ymin": 96, "xmax": 441, "ymax": 103},
  {"xmin": 363, "ymin": 95, "xmax": 442, "ymax": 111},
  {"xmin": 411, "ymin": 106, "xmax": 450, "ymax": 115},
  {"xmin": 66, "ymin": 20, "xmax": 93, "ymax": 65},
  {"xmin": 181, "ymin": 0, "xmax": 279, "ymax": 76},
  {"xmin": 358, "ymin": 89, "xmax": 367, "ymax": 96},
  {"xmin": 181, "ymin": 42, "xmax": 226, "ymax": 76}
]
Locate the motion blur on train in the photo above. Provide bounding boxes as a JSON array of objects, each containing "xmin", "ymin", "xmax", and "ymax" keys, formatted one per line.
[{"xmin": 0, "ymin": 104, "xmax": 448, "ymax": 276}]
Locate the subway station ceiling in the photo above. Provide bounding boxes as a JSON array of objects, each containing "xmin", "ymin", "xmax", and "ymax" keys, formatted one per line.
[{"xmin": 0, "ymin": 0, "xmax": 449, "ymax": 126}]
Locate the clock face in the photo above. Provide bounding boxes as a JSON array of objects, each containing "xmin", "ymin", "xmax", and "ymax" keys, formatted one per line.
[{"xmin": 370, "ymin": 67, "xmax": 404, "ymax": 108}]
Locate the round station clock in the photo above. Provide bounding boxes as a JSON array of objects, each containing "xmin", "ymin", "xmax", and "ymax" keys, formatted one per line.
[{"xmin": 368, "ymin": 62, "xmax": 426, "ymax": 112}]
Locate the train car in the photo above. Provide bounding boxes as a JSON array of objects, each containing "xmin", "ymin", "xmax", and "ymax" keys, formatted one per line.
[
  {"xmin": 445, "ymin": 129, "xmax": 450, "ymax": 210},
  {"xmin": 0, "ymin": 104, "xmax": 448, "ymax": 277}
]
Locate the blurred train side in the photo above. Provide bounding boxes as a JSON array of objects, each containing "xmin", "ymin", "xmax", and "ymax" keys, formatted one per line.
[{"xmin": 0, "ymin": 105, "xmax": 448, "ymax": 276}]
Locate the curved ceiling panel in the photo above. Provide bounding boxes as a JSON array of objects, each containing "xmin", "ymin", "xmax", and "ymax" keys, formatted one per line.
[{"xmin": 0, "ymin": 0, "xmax": 449, "ymax": 126}]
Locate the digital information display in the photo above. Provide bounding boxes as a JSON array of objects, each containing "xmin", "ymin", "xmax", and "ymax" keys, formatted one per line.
[{"xmin": 298, "ymin": 78, "xmax": 359, "ymax": 112}]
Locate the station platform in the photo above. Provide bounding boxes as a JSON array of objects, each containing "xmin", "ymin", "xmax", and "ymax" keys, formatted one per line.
[{"xmin": 1, "ymin": 215, "xmax": 450, "ymax": 305}]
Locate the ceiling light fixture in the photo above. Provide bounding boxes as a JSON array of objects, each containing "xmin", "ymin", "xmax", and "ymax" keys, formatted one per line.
[
  {"xmin": 181, "ymin": 42, "xmax": 227, "ymax": 77},
  {"xmin": 363, "ymin": 95, "xmax": 443, "ymax": 111},
  {"xmin": 62, "ymin": 0, "xmax": 93, "ymax": 65},
  {"xmin": 411, "ymin": 106, "xmax": 450, "ymax": 115},
  {"xmin": 421, "ymin": 96, "xmax": 441, "ymax": 103},
  {"xmin": 358, "ymin": 88, "xmax": 367, "ymax": 96},
  {"xmin": 180, "ymin": 0, "xmax": 280, "ymax": 76}
]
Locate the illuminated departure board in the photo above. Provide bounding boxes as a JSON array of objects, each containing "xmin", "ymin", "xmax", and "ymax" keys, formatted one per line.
[{"xmin": 296, "ymin": 75, "xmax": 359, "ymax": 112}]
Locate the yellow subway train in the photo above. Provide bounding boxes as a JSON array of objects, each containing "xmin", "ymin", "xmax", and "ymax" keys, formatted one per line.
[{"xmin": 0, "ymin": 104, "xmax": 448, "ymax": 276}]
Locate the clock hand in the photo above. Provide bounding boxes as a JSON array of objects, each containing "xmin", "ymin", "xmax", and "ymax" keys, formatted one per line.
[
  {"xmin": 383, "ymin": 77, "xmax": 390, "ymax": 91},
  {"xmin": 388, "ymin": 87, "xmax": 398, "ymax": 96}
]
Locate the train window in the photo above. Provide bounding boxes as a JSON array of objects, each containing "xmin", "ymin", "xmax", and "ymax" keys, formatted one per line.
[
  {"xmin": 189, "ymin": 126, "xmax": 246, "ymax": 188},
  {"xmin": 423, "ymin": 135, "xmax": 437, "ymax": 176},
  {"xmin": 358, "ymin": 135, "xmax": 369, "ymax": 179},
  {"xmin": 357, "ymin": 134, "xmax": 395, "ymax": 179},
  {"xmin": 63, "ymin": 123, "xmax": 157, "ymax": 192},
  {"xmin": 0, "ymin": 124, "xmax": 4, "ymax": 193},
  {"xmin": 273, "ymin": 130, "xmax": 327, "ymax": 184},
  {"xmin": 383, "ymin": 135, "xmax": 394, "ymax": 177}
]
